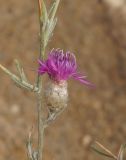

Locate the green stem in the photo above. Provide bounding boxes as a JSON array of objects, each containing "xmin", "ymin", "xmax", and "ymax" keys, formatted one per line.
[
  {"xmin": 37, "ymin": 92, "xmax": 45, "ymax": 160},
  {"xmin": 37, "ymin": 2, "xmax": 46, "ymax": 160},
  {"xmin": 36, "ymin": 1, "xmax": 61, "ymax": 160}
]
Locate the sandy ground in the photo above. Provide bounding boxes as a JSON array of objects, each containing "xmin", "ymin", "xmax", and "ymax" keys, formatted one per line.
[{"xmin": 0, "ymin": 0, "xmax": 126, "ymax": 160}]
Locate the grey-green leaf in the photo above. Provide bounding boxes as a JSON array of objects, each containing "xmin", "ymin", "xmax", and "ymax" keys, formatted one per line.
[{"xmin": 91, "ymin": 146, "xmax": 116, "ymax": 159}]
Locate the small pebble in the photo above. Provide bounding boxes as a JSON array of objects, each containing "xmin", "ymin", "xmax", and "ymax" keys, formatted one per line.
[
  {"xmin": 10, "ymin": 104, "xmax": 20, "ymax": 114},
  {"xmin": 82, "ymin": 135, "xmax": 92, "ymax": 147}
]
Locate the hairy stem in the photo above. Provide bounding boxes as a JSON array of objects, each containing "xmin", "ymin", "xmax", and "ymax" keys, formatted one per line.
[
  {"xmin": 37, "ymin": 92, "xmax": 45, "ymax": 160},
  {"xmin": 36, "ymin": 0, "xmax": 60, "ymax": 160},
  {"xmin": 37, "ymin": 1, "xmax": 46, "ymax": 160}
]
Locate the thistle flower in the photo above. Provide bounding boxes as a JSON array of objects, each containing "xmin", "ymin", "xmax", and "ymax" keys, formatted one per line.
[
  {"xmin": 38, "ymin": 49, "xmax": 92, "ymax": 85},
  {"xmin": 38, "ymin": 49, "xmax": 93, "ymax": 112}
]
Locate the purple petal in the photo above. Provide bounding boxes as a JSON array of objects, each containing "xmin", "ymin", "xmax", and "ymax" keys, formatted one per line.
[
  {"xmin": 38, "ymin": 59, "xmax": 48, "ymax": 75},
  {"xmin": 38, "ymin": 49, "xmax": 94, "ymax": 87},
  {"xmin": 72, "ymin": 72, "xmax": 94, "ymax": 87}
]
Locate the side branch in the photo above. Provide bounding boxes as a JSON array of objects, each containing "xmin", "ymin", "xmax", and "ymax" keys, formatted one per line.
[{"xmin": 0, "ymin": 64, "xmax": 38, "ymax": 92}]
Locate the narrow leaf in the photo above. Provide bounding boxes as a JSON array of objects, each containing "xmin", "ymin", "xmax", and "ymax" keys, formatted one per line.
[
  {"xmin": 91, "ymin": 146, "xmax": 116, "ymax": 159},
  {"xmin": 0, "ymin": 64, "xmax": 38, "ymax": 92},
  {"xmin": 46, "ymin": 18, "xmax": 57, "ymax": 43},
  {"xmin": 41, "ymin": 0, "xmax": 48, "ymax": 30},
  {"xmin": 14, "ymin": 59, "xmax": 28, "ymax": 82},
  {"xmin": 0, "ymin": 63, "xmax": 19, "ymax": 81},
  {"xmin": 49, "ymin": 0, "xmax": 60, "ymax": 23},
  {"xmin": 94, "ymin": 141, "xmax": 117, "ymax": 159},
  {"xmin": 27, "ymin": 127, "xmax": 34, "ymax": 160},
  {"xmin": 48, "ymin": 18, "xmax": 57, "ymax": 36},
  {"xmin": 117, "ymin": 144, "xmax": 126, "ymax": 160},
  {"xmin": 48, "ymin": 1, "xmax": 56, "ymax": 18}
]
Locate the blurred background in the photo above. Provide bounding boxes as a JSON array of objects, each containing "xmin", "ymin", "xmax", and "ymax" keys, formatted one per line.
[{"xmin": 0, "ymin": 0, "xmax": 126, "ymax": 160}]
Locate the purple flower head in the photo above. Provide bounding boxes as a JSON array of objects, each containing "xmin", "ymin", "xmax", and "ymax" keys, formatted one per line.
[{"xmin": 38, "ymin": 49, "xmax": 93, "ymax": 86}]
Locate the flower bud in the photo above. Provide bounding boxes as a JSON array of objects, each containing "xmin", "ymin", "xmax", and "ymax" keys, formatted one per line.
[{"xmin": 44, "ymin": 80, "xmax": 68, "ymax": 113}]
